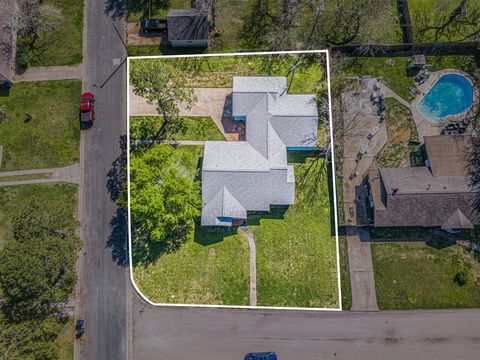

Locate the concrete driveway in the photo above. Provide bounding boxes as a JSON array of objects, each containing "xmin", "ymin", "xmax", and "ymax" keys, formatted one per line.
[{"xmin": 129, "ymin": 87, "xmax": 244, "ymax": 140}]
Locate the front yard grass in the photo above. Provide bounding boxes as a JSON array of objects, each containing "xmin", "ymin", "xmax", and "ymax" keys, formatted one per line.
[
  {"xmin": 132, "ymin": 145, "xmax": 250, "ymax": 305},
  {"xmin": 130, "ymin": 116, "xmax": 225, "ymax": 141},
  {"xmin": 18, "ymin": 0, "xmax": 83, "ymax": 67},
  {"xmin": 0, "ymin": 80, "xmax": 81, "ymax": 171},
  {"xmin": 132, "ymin": 148, "xmax": 340, "ymax": 308},
  {"xmin": 372, "ymin": 241, "xmax": 480, "ymax": 309},
  {"xmin": 249, "ymin": 156, "xmax": 339, "ymax": 308},
  {"xmin": 0, "ymin": 183, "xmax": 78, "ymax": 249},
  {"xmin": 376, "ymin": 98, "xmax": 419, "ymax": 168}
]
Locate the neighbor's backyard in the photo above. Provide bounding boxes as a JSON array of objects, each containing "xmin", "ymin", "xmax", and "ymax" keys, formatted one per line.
[{"xmin": 0, "ymin": 80, "xmax": 81, "ymax": 171}]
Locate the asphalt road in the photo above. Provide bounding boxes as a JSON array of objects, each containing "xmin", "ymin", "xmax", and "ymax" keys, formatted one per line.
[
  {"xmin": 132, "ymin": 294, "xmax": 480, "ymax": 360},
  {"xmin": 77, "ymin": 0, "xmax": 128, "ymax": 359}
]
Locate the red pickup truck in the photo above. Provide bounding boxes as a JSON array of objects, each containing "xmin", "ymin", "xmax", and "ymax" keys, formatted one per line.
[{"xmin": 80, "ymin": 92, "xmax": 95, "ymax": 128}]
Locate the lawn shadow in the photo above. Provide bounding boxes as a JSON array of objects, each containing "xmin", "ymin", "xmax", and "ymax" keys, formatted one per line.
[
  {"xmin": 193, "ymin": 220, "xmax": 238, "ymax": 246},
  {"xmin": 247, "ymin": 206, "xmax": 288, "ymax": 226},
  {"xmin": 426, "ymin": 236, "xmax": 456, "ymax": 250},
  {"xmin": 0, "ymin": 87, "xmax": 10, "ymax": 97}
]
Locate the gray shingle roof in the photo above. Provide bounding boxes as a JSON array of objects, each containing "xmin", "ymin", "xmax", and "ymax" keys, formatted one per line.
[
  {"xmin": 201, "ymin": 76, "xmax": 318, "ymax": 226},
  {"xmin": 233, "ymin": 76, "xmax": 287, "ymax": 94},
  {"xmin": 167, "ymin": 8, "xmax": 209, "ymax": 41},
  {"xmin": 203, "ymin": 141, "xmax": 269, "ymax": 172},
  {"xmin": 379, "ymin": 167, "xmax": 470, "ymax": 195},
  {"xmin": 269, "ymin": 94, "xmax": 318, "ymax": 117}
]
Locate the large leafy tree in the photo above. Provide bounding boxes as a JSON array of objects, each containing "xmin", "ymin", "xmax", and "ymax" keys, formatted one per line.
[
  {"xmin": 0, "ymin": 202, "xmax": 80, "ymax": 321},
  {"xmin": 125, "ymin": 145, "xmax": 201, "ymax": 261},
  {"xmin": 129, "ymin": 59, "xmax": 197, "ymax": 142}
]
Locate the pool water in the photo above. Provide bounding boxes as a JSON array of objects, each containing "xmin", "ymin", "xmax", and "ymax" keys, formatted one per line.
[{"xmin": 418, "ymin": 74, "xmax": 474, "ymax": 122}]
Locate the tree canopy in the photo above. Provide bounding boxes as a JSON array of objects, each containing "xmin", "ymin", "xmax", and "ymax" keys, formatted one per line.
[
  {"xmin": 125, "ymin": 145, "xmax": 202, "ymax": 261},
  {"xmin": 129, "ymin": 59, "xmax": 197, "ymax": 142}
]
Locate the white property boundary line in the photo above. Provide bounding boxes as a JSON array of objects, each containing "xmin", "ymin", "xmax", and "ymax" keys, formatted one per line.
[{"xmin": 126, "ymin": 50, "xmax": 343, "ymax": 312}]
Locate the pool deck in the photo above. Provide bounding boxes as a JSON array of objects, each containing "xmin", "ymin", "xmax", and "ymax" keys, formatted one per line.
[{"xmin": 411, "ymin": 69, "xmax": 479, "ymax": 141}]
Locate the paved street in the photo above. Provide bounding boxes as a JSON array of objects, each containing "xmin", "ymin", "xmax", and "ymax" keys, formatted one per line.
[
  {"xmin": 132, "ymin": 294, "xmax": 480, "ymax": 360},
  {"xmin": 77, "ymin": 0, "xmax": 128, "ymax": 359}
]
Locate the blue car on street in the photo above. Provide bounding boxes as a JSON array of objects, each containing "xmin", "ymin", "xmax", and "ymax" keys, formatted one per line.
[{"xmin": 245, "ymin": 352, "xmax": 277, "ymax": 360}]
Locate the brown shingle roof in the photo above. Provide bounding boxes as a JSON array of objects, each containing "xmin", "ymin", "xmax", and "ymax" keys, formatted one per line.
[
  {"xmin": 370, "ymin": 135, "xmax": 479, "ymax": 228},
  {"xmin": 424, "ymin": 135, "xmax": 471, "ymax": 177}
]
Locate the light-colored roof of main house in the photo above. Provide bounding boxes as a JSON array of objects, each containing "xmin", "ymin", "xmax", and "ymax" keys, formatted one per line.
[{"xmin": 202, "ymin": 76, "xmax": 318, "ymax": 226}]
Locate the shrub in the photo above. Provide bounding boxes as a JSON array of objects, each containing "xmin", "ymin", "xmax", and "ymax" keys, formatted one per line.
[{"xmin": 453, "ymin": 271, "xmax": 468, "ymax": 286}]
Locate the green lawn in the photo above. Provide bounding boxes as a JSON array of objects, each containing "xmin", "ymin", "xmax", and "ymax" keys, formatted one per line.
[
  {"xmin": 17, "ymin": 0, "xmax": 83, "ymax": 67},
  {"xmin": 248, "ymin": 156, "xmax": 339, "ymax": 308},
  {"xmin": 338, "ymin": 235, "xmax": 352, "ymax": 310},
  {"xmin": 0, "ymin": 80, "xmax": 81, "ymax": 171},
  {"xmin": 57, "ymin": 317, "xmax": 75, "ymax": 360},
  {"xmin": 409, "ymin": 0, "xmax": 480, "ymax": 42},
  {"xmin": 145, "ymin": 55, "xmax": 325, "ymax": 94},
  {"xmin": 344, "ymin": 55, "xmax": 478, "ymax": 101},
  {"xmin": 376, "ymin": 98, "xmax": 419, "ymax": 168},
  {"xmin": 372, "ymin": 241, "xmax": 480, "ymax": 309},
  {"xmin": 132, "ymin": 148, "xmax": 340, "ymax": 308},
  {"xmin": 130, "ymin": 116, "xmax": 225, "ymax": 141},
  {"xmin": 0, "ymin": 184, "xmax": 78, "ymax": 249},
  {"xmin": 132, "ymin": 145, "xmax": 250, "ymax": 305}
]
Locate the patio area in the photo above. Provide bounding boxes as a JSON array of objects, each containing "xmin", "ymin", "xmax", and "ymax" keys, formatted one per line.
[{"xmin": 129, "ymin": 87, "xmax": 245, "ymax": 141}]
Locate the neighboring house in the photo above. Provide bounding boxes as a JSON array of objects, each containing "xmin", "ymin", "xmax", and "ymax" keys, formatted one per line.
[
  {"xmin": 201, "ymin": 76, "xmax": 318, "ymax": 226},
  {"xmin": 368, "ymin": 135, "xmax": 479, "ymax": 229},
  {"xmin": 0, "ymin": 0, "xmax": 17, "ymax": 86},
  {"xmin": 166, "ymin": 9, "xmax": 209, "ymax": 48}
]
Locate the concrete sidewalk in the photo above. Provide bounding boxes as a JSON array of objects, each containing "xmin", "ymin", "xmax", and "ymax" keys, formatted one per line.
[
  {"xmin": 13, "ymin": 65, "xmax": 83, "ymax": 82},
  {"xmin": 0, "ymin": 164, "xmax": 80, "ymax": 186},
  {"xmin": 239, "ymin": 226, "xmax": 257, "ymax": 306}
]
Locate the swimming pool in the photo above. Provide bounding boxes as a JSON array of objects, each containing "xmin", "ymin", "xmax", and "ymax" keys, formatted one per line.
[{"xmin": 418, "ymin": 74, "xmax": 474, "ymax": 122}]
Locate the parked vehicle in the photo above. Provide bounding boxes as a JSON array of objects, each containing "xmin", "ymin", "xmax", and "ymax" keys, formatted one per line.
[
  {"xmin": 76, "ymin": 319, "xmax": 85, "ymax": 328},
  {"xmin": 80, "ymin": 92, "xmax": 95, "ymax": 128},
  {"xmin": 244, "ymin": 352, "xmax": 277, "ymax": 360},
  {"xmin": 140, "ymin": 18, "xmax": 167, "ymax": 33}
]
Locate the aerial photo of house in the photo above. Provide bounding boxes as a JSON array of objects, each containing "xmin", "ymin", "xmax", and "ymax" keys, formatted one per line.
[
  {"xmin": 202, "ymin": 76, "xmax": 318, "ymax": 226},
  {"xmin": 128, "ymin": 53, "xmax": 339, "ymax": 308}
]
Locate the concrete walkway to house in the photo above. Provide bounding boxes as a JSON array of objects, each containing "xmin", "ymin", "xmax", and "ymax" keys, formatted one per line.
[
  {"xmin": 129, "ymin": 87, "xmax": 240, "ymax": 140},
  {"xmin": 13, "ymin": 65, "xmax": 83, "ymax": 82},
  {"xmin": 239, "ymin": 226, "xmax": 257, "ymax": 306},
  {"xmin": 0, "ymin": 164, "xmax": 80, "ymax": 186},
  {"xmin": 382, "ymin": 85, "xmax": 411, "ymax": 108}
]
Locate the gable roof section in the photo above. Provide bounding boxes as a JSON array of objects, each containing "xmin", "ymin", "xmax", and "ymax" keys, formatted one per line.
[
  {"xmin": 201, "ymin": 186, "xmax": 247, "ymax": 226},
  {"xmin": 441, "ymin": 209, "xmax": 474, "ymax": 229},
  {"xmin": 233, "ymin": 76, "xmax": 287, "ymax": 94},
  {"xmin": 167, "ymin": 9, "xmax": 209, "ymax": 41},
  {"xmin": 202, "ymin": 141, "xmax": 270, "ymax": 172},
  {"xmin": 424, "ymin": 135, "xmax": 471, "ymax": 177},
  {"xmin": 379, "ymin": 167, "xmax": 469, "ymax": 195},
  {"xmin": 0, "ymin": 0, "xmax": 17, "ymax": 83}
]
